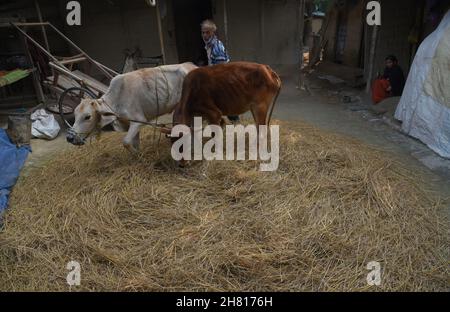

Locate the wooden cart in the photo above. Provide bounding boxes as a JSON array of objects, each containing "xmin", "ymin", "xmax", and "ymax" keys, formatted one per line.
[{"xmin": 11, "ymin": 22, "xmax": 119, "ymax": 127}]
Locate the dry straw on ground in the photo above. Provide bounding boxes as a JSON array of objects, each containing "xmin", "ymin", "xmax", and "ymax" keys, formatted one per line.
[{"xmin": 0, "ymin": 120, "xmax": 448, "ymax": 291}]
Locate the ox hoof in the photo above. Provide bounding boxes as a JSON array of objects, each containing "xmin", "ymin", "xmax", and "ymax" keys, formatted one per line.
[{"xmin": 124, "ymin": 144, "xmax": 139, "ymax": 155}]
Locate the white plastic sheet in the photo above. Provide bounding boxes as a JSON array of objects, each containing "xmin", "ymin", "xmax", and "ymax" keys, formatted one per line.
[
  {"xmin": 424, "ymin": 23, "xmax": 450, "ymax": 108},
  {"xmin": 31, "ymin": 109, "xmax": 61, "ymax": 140},
  {"xmin": 395, "ymin": 10, "xmax": 450, "ymax": 159}
]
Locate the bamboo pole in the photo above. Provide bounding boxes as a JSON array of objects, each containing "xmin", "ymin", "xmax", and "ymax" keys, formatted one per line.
[
  {"xmin": 34, "ymin": 0, "xmax": 50, "ymax": 52},
  {"xmin": 156, "ymin": 0, "xmax": 166, "ymax": 65},
  {"xmin": 11, "ymin": 22, "xmax": 58, "ymax": 62},
  {"xmin": 297, "ymin": 0, "xmax": 306, "ymax": 89},
  {"xmin": 11, "ymin": 22, "xmax": 118, "ymax": 81},
  {"xmin": 259, "ymin": 0, "xmax": 265, "ymax": 63},
  {"xmin": 46, "ymin": 23, "xmax": 116, "ymax": 79},
  {"xmin": 10, "ymin": 22, "xmax": 50, "ymax": 27},
  {"xmin": 20, "ymin": 34, "xmax": 45, "ymax": 103},
  {"xmin": 223, "ymin": 0, "xmax": 229, "ymax": 48},
  {"xmin": 365, "ymin": 24, "xmax": 378, "ymax": 93}
]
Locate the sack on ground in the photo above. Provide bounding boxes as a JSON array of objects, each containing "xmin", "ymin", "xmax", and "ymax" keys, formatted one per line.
[{"xmin": 31, "ymin": 109, "xmax": 61, "ymax": 140}]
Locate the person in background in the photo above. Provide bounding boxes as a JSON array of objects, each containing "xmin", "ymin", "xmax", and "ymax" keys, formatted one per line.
[
  {"xmin": 383, "ymin": 55, "xmax": 405, "ymax": 97},
  {"xmin": 201, "ymin": 19, "xmax": 229, "ymax": 66},
  {"xmin": 371, "ymin": 55, "xmax": 405, "ymax": 104},
  {"xmin": 200, "ymin": 19, "xmax": 239, "ymax": 123}
]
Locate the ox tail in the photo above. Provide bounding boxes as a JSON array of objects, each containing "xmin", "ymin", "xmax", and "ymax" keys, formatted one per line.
[{"xmin": 265, "ymin": 66, "xmax": 282, "ymax": 127}]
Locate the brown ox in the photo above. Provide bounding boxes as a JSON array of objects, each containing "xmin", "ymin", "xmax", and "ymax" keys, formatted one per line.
[{"xmin": 171, "ymin": 62, "xmax": 282, "ymax": 129}]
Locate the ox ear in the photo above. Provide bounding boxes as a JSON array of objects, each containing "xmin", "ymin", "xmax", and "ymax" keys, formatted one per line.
[
  {"xmin": 94, "ymin": 100, "xmax": 117, "ymax": 128},
  {"xmin": 99, "ymin": 113, "xmax": 117, "ymax": 129}
]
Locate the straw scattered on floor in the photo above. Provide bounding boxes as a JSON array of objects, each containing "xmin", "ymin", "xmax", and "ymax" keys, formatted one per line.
[{"xmin": 0, "ymin": 120, "xmax": 448, "ymax": 291}]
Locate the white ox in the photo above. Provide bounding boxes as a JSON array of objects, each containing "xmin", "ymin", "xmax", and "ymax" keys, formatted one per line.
[{"xmin": 66, "ymin": 62, "xmax": 197, "ymax": 153}]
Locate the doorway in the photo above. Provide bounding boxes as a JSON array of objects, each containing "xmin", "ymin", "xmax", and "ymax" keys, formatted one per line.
[
  {"xmin": 334, "ymin": 9, "xmax": 349, "ymax": 64},
  {"xmin": 172, "ymin": 0, "xmax": 213, "ymax": 65}
]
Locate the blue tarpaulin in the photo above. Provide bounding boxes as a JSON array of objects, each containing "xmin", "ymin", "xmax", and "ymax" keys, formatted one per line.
[{"xmin": 0, "ymin": 129, "xmax": 30, "ymax": 215}]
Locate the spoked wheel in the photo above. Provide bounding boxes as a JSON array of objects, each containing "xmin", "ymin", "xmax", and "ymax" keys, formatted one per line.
[{"xmin": 47, "ymin": 87, "xmax": 97, "ymax": 128}]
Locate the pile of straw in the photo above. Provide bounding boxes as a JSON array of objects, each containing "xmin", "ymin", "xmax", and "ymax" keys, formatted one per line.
[{"xmin": 0, "ymin": 121, "xmax": 448, "ymax": 291}]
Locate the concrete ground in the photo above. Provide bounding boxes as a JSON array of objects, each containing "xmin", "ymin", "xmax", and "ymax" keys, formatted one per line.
[{"xmin": 273, "ymin": 71, "xmax": 450, "ymax": 203}]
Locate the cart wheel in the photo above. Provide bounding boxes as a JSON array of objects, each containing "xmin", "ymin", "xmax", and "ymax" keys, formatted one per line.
[{"xmin": 58, "ymin": 87, "xmax": 97, "ymax": 128}]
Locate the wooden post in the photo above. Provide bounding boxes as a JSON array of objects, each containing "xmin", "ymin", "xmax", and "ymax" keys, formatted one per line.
[
  {"xmin": 223, "ymin": 0, "xmax": 229, "ymax": 48},
  {"xmin": 34, "ymin": 0, "xmax": 55, "ymax": 78},
  {"xmin": 297, "ymin": 0, "xmax": 306, "ymax": 88},
  {"xmin": 11, "ymin": 23, "xmax": 57, "ymax": 62},
  {"xmin": 365, "ymin": 24, "xmax": 378, "ymax": 93},
  {"xmin": 259, "ymin": 0, "xmax": 265, "ymax": 63},
  {"xmin": 20, "ymin": 34, "xmax": 45, "ymax": 103},
  {"xmin": 410, "ymin": 0, "xmax": 426, "ymax": 67},
  {"xmin": 309, "ymin": 0, "xmax": 334, "ymax": 68},
  {"xmin": 156, "ymin": 0, "xmax": 166, "ymax": 65},
  {"xmin": 34, "ymin": 0, "xmax": 50, "ymax": 52}
]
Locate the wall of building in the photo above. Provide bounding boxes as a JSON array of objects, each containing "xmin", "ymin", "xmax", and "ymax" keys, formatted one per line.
[
  {"xmin": 158, "ymin": 0, "xmax": 180, "ymax": 65},
  {"xmin": 3, "ymin": 0, "xmax": 304, "ymax": 75},
  {"xmin": 228, "ymin": 0, "xmax": 262, "ymax": 62},
  {"xmin": 367, "ymin": 0, "xmax": 421, "ymax": 79},
  {"xmin": 61, "ymin": 0, "xmax": 162, "ymax": 72},
  {"xmin": 342, "ymin": 0, "xmax": 364, "ymax": 67},
  {"xmin": 35, "ymin": 0, "xmax": 304, "ymax": 69},
  {"xmin": 323, "ymin": 7, "xmax": 338, "ymax": 63},
  {"xmin": 213, "ymin": 0, "xmax": 302, "ymax": 66},
  {"xmin": 323, "ymin": 0, "xmax": 426, "ymax": 81},
  {"xmin": 322, "ymin": 0, "xmax": 364, "ymax": 68},
  {"xmin": 371, "ymin": 0, "xmax": 449, "ymax": 79}
]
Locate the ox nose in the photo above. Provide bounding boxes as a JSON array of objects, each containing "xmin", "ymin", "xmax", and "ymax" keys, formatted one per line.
[
  {"xmin": 66, "ymin": 132, "xmax": 81, "ymax": 145},
  {"xmin": 66, "ymin": 133, "xmax": 85, "ymax": 146}
]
